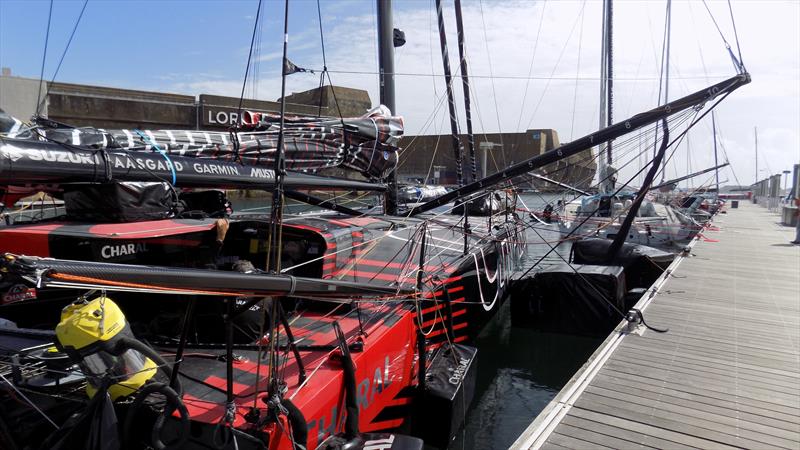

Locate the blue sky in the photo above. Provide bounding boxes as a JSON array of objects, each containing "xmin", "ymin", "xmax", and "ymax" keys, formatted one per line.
[
  {"xmin": 0, "ymin": 0, "xmax": 339, "ymax": 92},
  {"xmin": 1, "ymin": 0, "xmax": 798, "ymax": 186}
]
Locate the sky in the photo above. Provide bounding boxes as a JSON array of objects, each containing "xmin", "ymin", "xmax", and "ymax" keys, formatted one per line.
[{"xmin": 1, "ymin": 0, "xmax": 798, "ymax": 188}]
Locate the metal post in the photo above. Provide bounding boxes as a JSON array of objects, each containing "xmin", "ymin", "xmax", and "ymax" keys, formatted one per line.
[
  {"xmin": 482, "ymin": 144, "xmax": 488, "ymax": 179},
  {"xmin": 754, "ymin": 126, "xmax": 758, "ymax": 185},
  {"xmin": 377, "ymin": 0, "xmax": 399, "ymax": 215},
  {"xmin": 712, "ymin": 111, "xmax": 719, "ymax": 199}
]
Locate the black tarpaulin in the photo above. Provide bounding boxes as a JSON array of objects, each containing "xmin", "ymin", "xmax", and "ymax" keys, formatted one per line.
[
  {"xmin": 44, "ymin": 391, "xmax": 120, "ymax": 450},
  {"xmin": 510, "ymin": 264, "xmax": 627, "ymax": 335},
  {"xmin": 63, "ymin": 182, "xmax": 179, "ymax": 222},
  {"xmin": 570, "ymin": 238, "xmax": 675, "ymax": 289},
  {"xmin": 37, "ymin": 106, "xmax": 403, "ymax": 181}
]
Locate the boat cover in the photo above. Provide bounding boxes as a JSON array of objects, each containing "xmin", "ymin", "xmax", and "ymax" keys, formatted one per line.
[{"xmin": 33, "ymin": 106, "xmax": 402, "ymax": 180}]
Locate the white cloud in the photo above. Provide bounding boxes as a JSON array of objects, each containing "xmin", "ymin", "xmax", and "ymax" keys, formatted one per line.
[{"xmin": 165, "ymin": 0, "xmax": 799, "ymax": 186}]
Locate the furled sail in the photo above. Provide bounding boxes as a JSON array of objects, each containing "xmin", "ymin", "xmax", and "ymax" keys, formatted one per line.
[{"xmin": 31, "ymin": 106, "xmax": 403, "ymax": 180}]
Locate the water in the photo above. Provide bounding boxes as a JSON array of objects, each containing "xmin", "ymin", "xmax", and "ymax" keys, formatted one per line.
[{"xmin": 449, "ymin": 305, "xmax": 602, "ymax": 450}]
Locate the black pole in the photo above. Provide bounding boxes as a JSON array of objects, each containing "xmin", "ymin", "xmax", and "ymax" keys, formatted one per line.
[
  {"xmin": 169, "ymin": 296, "xmax": 197, "ymax": 390},
  {"xmin": 268, "ymin": 0, "xmax": 291, "ymax": 396},
  {"xmin": 435, "ymin": 0, "xmax": 470, "ymax": 254},
  {"xmin": 606, "ymin": 119, "xmax": 670, "ymax": 261},
  {"xmin": 284, "ymin": 189, "xmax": 364, "ymax": 216},
  {"xmin": 649, "ymin": 163, "xmax": 729, "ymax": 191},
  {"xmin": 415, "ymin": 224, "xmax": 428, "ymax": 390},
  {"xmin": 225, "ymin": 298, "xmax": 235, "ymax": 404},
  {"xmin": 434, "ymin": 0, "xmax": 465, "ymax": 188},
  {"xmin": 605, "ymin": 0, "xmax": 614, "ymax": 165},
  {"xmin": 454, "ymin": 0, "xmax": 477, "ymax": 183},
  {"xmin": 278, "ymin": 302, "xmax": 306, "ymax": 384},
  {"xmin": 377, "ymin": 0, "xmax": 399, "ymax": 215},
  {"xmin": 409, "ymin": 73, "xmax": 750, "ymax": 216}
]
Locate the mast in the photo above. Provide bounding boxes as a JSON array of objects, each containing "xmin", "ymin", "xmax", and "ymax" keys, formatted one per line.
[
  {"xmin": 377, "ymin": 0, "xmax": 399, "ymax": 215},
  {"xmin": 435, "ymin": 0, "xmax": 465, "ymax": 188},
  {"xmin": 435, "ymin": 0, "xmax": 470, "ymax": 254},
  {"xmin": 598, "ymin": 0, "xmax": 614, "ymax": 193},
  {"xmin": 454, "ymin": 0, "xmax": 477, "ymax": 183},
  {"xmin": 657, "ymin": 0, "xmax": 672, "ymax": 179},
  {"xmin": 604, "ymin": 0, "xmax": 614, "ymax": 166}
]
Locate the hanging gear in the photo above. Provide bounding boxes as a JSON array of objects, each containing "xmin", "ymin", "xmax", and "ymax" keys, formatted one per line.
[{"xmin": 55, "ymin": 296, "xmax": 157, "ymax": 400}]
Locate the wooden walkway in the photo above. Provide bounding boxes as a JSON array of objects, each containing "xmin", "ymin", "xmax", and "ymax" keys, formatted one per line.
[{"xmin": 512, "ymin": 202, "xmax": 800, "ymax": 449}]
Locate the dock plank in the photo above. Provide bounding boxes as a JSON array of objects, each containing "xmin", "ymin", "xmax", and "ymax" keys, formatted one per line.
[{"xmin": 511, "ymin": 203, "xmax": 800, "ymax": 449}]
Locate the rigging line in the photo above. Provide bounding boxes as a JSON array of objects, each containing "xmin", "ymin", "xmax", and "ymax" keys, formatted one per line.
[
  {"xmin": 726, "ymin": 0, "xmax": 745, "ymax": 70},
  {"xmin": 324, "ymin": 69, "xmax": 733, "ymax": 82},
  {"xmin": 44, "ymin": 0, "xmax": 89, "ymax": 101},
  {"xmin": 520, "ymin": 102, "xmax": 717, "ymax": 279},
  {"xmin": 313, "ymin": 0, "xmax": 346, "ymax": 126},
  {"xmin": 712, "ymin": 121, "xmax": 744, "ymax": 188},
  {"xmin": 516, "ymin": 153, "xmax": 663, "ymax": 282},
  {"xmin": 478, "ymin": 0, "xmax": 505, "ymax": 165},
  {"xmin": 429, "ymin": 0, "xmax": 440, "ymax": 97},
  {"xmin": 531, "ymin": 220, "xmax": 627, "ymax": 318},
  {"xmin": 522, "ymin": 0, "xmax": 587, "ymax": 132},
  {"xmin": 515, "ymin": 0, "xmax": 548, "ymax": 134},
  {"xmin": 652, "ymin": 0, "xmax": 671, "ymax": 164},
  {"xmin": 316, "ymin": 0, "xmax": 327, "ymax": 117},
  {"xmin": 236, "ymin": 0, "xmax": 264, "ymax": 127},
  {"xmin": 700, "ymin": 0, "xmax": 741, "ymax": 72},
  {"xmin": 35, "ymin": 0, "xmax": 54, "ymax": 117},
  {"xmin": 569, "ymin": 4, "xmax": 586, "ymax": 141},
  {"xmin": 0, "ymin": 372, "xmax": 58, "ymax": 429}
]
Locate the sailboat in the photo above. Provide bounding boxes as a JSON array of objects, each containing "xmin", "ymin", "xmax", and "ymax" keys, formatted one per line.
[
  {"xmin": 556, "ymin": 0, "xmax": 706, "ymax": 250},
  {"xmin": 0, "ymin": 0, "xmax": 749, "ymax": 449},
  {"xmin": 0, "ymin": 1, "xmax": 525, "ymax": 448}
]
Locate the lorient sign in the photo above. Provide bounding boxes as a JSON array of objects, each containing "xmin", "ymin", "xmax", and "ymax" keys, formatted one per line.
[{"xmin": 202, "ymin": 107, "xmax": 278, "ymax": 128}]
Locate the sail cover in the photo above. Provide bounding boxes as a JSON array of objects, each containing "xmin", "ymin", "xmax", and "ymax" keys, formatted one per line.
[{"xmin": 34, "ymin": 106, "xmax": 403, "ymax": 180}]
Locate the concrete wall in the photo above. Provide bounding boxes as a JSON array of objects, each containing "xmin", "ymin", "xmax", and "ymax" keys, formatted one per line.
[
  {"xmin": 0, "ymin": 73, "xmax": 372, "ymax": 130},
  {"xmin": 48, "ymin": 81, "xmax": 196, "ymax": 129},
  {"xmin": 282, "ymin": 85, "xmax": 372, "ymax": 117},
  {"xmin": 398, "ymin": 129, "xmax": 596, "ymax": 188},
  {"xmin": 0, "ymin": 75, "xmax": 47, "ymax": 120}
]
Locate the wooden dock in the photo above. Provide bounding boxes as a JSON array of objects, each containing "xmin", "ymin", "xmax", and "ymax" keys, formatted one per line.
[{"xmin": 512, "ymin": 202, "xmax": 800, "ymax": 449}]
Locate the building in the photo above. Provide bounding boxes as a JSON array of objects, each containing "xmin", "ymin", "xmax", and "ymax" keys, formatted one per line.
[
  {"xmin": 400, "ymin": 129, "xmax": 597, "ymax": 190},
  {"xmin": 0, "ymin": 70, "xmax": 371, "ymax": 131},
  {"xmin": 1, "ymin": 70, "xmax": 595, "ymax": 188}
]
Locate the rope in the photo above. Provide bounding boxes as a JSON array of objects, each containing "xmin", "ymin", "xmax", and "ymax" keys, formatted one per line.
[
  {"xmin": 0, "ymin": 373, "xmax": 59, "ymax": 428},
  {"xmin": 236, "ymin": 0, "xmax": 264, "ymax": 128},
  {"xmin": 134, "ymin": 129, "xmax": 177, "ymax": 185},
  {"xmin": 42, "ymin": 0, "xmax": 89, "ymax": 104},
  {"xmin": 514, "ymin": 0, "xmax": 548, "ymax": 133},
  {"xmin": 700, "ymin": 0, "xmax": 744, "ymax": 72},
  {"xmin": 726, "ymin": 0, "xmax": 745, "ymax": 70},
  {"xmin": 569, "ymin": 5, "xmax": 585, "ymax": 141},
  {"xmin": 34, "ymin": 0, "xmax": 54, "ymax": 117}
]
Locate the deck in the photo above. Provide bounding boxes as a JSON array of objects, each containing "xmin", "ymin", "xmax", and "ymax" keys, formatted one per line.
[{"xmin": 511, "ymin": 201, "xmax": 800, "ymax": 449}]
